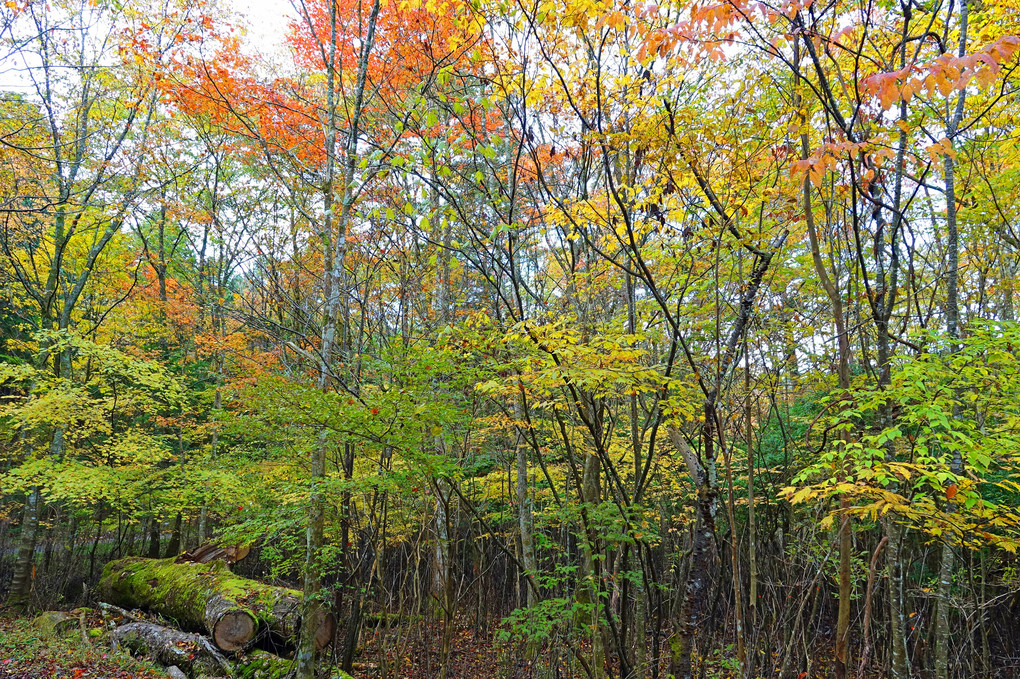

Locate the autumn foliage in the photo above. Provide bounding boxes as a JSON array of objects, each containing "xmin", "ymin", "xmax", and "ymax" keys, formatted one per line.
[{"xmin": 1, "ymin": 0, "xmax": 1020, "ymax": 677}]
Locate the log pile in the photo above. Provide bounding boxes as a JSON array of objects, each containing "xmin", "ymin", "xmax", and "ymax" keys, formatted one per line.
[
  {"xmin": 101, "ymin": 557, "xmax": 257, "ymax": 651},
  {"xmin": 98, "ymin": 556, "xmax": 335, "ymax": 677}
]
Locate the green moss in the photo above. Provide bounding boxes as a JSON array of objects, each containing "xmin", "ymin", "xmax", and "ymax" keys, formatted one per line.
[
  {"xmin": 234, "ymin": 650, "xmax": 292, "ymax": 679},
  {"xmin": 32, "ymin": 611, "xmax": 73, "ymax": 638},
  {"xmin": 101, "ymin": 559, "xmax": 256, "ymax": 640}
]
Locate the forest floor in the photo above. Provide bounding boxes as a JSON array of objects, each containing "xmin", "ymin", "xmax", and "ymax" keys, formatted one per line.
[
  {"xmin": 0, "ymin": 612, "xmax": 167, "ymax": 679},
  {"xmin": 0, "ymin": 609, "xmax": 809, "ymax": 679},
  {"xmin": 0, "ymin": 611, "xmax": 605, "ymax": 679},
  {"xmin": 356, "ymin": 619, "xmax": 506, "ymax": 678}
]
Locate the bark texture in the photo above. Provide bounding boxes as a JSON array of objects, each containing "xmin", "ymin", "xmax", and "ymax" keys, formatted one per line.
[{"xmin": 112, "ymin": 622, "xmax": 231, "ymax": 677}]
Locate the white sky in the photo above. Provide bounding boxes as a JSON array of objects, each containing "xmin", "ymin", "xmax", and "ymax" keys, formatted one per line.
[
  {"xmin": 230, "ymin": 0, "xmax": 297, "ymax": 62},
  {"xmin": 0, "ymin": 0, "xmax": 298, "ymax": 94}
]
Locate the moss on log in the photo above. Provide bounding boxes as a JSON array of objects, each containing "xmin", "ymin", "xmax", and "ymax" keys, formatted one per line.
[
  {"xmin": 235, "ymin": 650, "xmax": 293, "ymax": 679},
  {"xmin": 99, "ymin": 557, "xmax": 334, "ymax": 652},
  {"xmin": 100, "ymin": 557, "xmax": 256, "ymax": 651}
]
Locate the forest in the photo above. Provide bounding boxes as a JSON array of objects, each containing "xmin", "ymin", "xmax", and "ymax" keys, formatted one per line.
[{"xmin": 0, "ymin": 0, "xmax": 1018, "ymax": 677}]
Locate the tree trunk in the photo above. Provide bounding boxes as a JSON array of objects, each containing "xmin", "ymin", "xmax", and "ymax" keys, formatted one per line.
[
  {"xmin": 6, "ymin": 487, "xmax": 41, "ymax": 610},
  {"xmin": 293, "ymin": 0, "xmax": 383, "ymax": 672},
  {"xmin": 89, "ymin": 501, "xmax": 106, "ymax": 583},
  {"xmin": 166, "ymin": 512, "xmax": 183, "ymax": 558},
  {"xmin": 744, "ymin": 336, "xmax": 758, "ymax": 679},
  {"xmin": 577, "ymin": 445, "xmax": 605, "ymax": 678},
  {"xmin": 148, "ymin": 516, "xmax": 161, "ymax": 559},
  {"xmin": 627, "ymin": 270, "xmax": 647, "ymax": 679},
  {"xmin": 515, "ymin": 390, "xmax": 538, "ymax": 608},
  {"xmin": 668, "ymin": 425, "xmax": 718, "ymax": 679},
  {"xmin": 198, "ymin": 506, "xmax": 208, "ymax": 547},
  {"xmin": 935, "ymin": 4, "xmax": 969, "ymax": 676},
  {"xmin": 796, "ymin": 38, "xmax": 854, "ymax": 677}
]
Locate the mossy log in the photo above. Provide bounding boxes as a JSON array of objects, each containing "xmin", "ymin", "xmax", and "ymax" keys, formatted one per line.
[
  {"xmin": 99, "ymin": 557, "xmax": 334, "ymax": 653},
  {"xmin": 112, "ymin": 622, "xmax": 231, "ymax": 677},
  {"xmin": 235, "ymin": 650, "xmax": 293, "ymax": 679},
  {"xmin": 100, "ymin": 557, "xmax": 257, "ymax": 651},
  {"xmin": 32, "ymin": 611, "xmax": 76, "ymax": 637}
]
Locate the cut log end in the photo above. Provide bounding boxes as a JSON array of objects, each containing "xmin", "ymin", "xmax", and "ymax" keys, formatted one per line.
[{"xmin": 213, "ymin": 610, "xmax": 257, "ymax": 652}]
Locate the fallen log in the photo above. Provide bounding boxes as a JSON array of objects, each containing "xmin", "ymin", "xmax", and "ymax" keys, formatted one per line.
[
  {"xmin": 112, "ymin": 622, "xmax": 231, "ymax": 677},
  {"xmin": 238, "ymin": 581, "xmax": 334, "ymax": 653},
  {"xmin": 176, "ymin": 542, "xmax": 251, "ymax": 565},
  {"xmin": 100, "ymin": 557, "xmax": 257, "ymax": 651},
  {"xmin": 99, "ymin": 557, "xmax": 334, "ymax": 652}
]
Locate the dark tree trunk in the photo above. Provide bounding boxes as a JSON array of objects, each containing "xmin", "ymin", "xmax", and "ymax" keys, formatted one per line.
[
  {"xmin": 165, "ymin": 512, "xmax": 182, "ymax": 558},
  {"xmin": 147, "ymin": 517, "xmax": 161, "ymax": 559}
]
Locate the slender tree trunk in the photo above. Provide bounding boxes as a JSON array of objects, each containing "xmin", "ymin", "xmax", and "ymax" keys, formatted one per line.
[
  {"xmin": 125, "ymin": 520, "xmax": 136, "ymax": 556},
  {"xmin": 578, "ymin": 446, "xmax": 605, "ymax": 679},
  {"xmin": 934, "ymin": 0, "xmax": 969, "ymax": 671},
  {"xmin": 515, "ymin": 391, "xmax": 538, "ymax": 608},
  {"xmin": 794, "ymin": 38, "xmax": 854, "ymax": 676},
  {"xmin": 999, "ymin": 254, "xmax": 1016, "ymax": 321},
  {"xmin": 88, "ymin": 501, "xmax": 106, "ymax": 582},
  {"xmin": 669, "ymin": 424, "xmax": 718, "ymax": 679},
  {"xmin": 197, "ymin": 506, "xmax": 208, "ymax": 546},
  {"xmin": 428, "ymin": 178, "xmax": 457, "ymax": 679},
  {"xmin": 296, "ymin": 426, "xmax": 329, "ymax": 675},
  {"xmin": 42, "ymin": 509, "xmax": 55, "ymax": 573},
  {"xmin": 6, "ymin": 487, "xmax": 41, "ymax": 610},
  {"xmin": 879, "ymin": 297, "xmax": 910, "ymax": 677},
  {"xmin": 744, "ymin": 335, "xmax": 758, "ymax": 679},
  {"xmin": 294, "ymin": 2, "xmax": 382, "ymax": 675},
  {"xmin": 886, "ymin": 519, "xmax": 910, "ymax": 678},
  {"xmin": 626, "ymin": 271, "xmax": 647, "ymax": 679},
  {"xmin": 723, "ymin": 440, "xmax": 746, "ymax": 675},
  {"xmin": 859, "ymin": 536, "xmax": 889, "ymax": 677},
  {"xmin": 198, "ymin": 367, "xmax": 223, "ymax": 547}
]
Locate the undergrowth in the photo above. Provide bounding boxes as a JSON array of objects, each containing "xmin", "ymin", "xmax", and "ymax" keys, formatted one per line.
[{"xmin": 0, "ymin": 613, "xmax": 168, "ymax": 679}]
